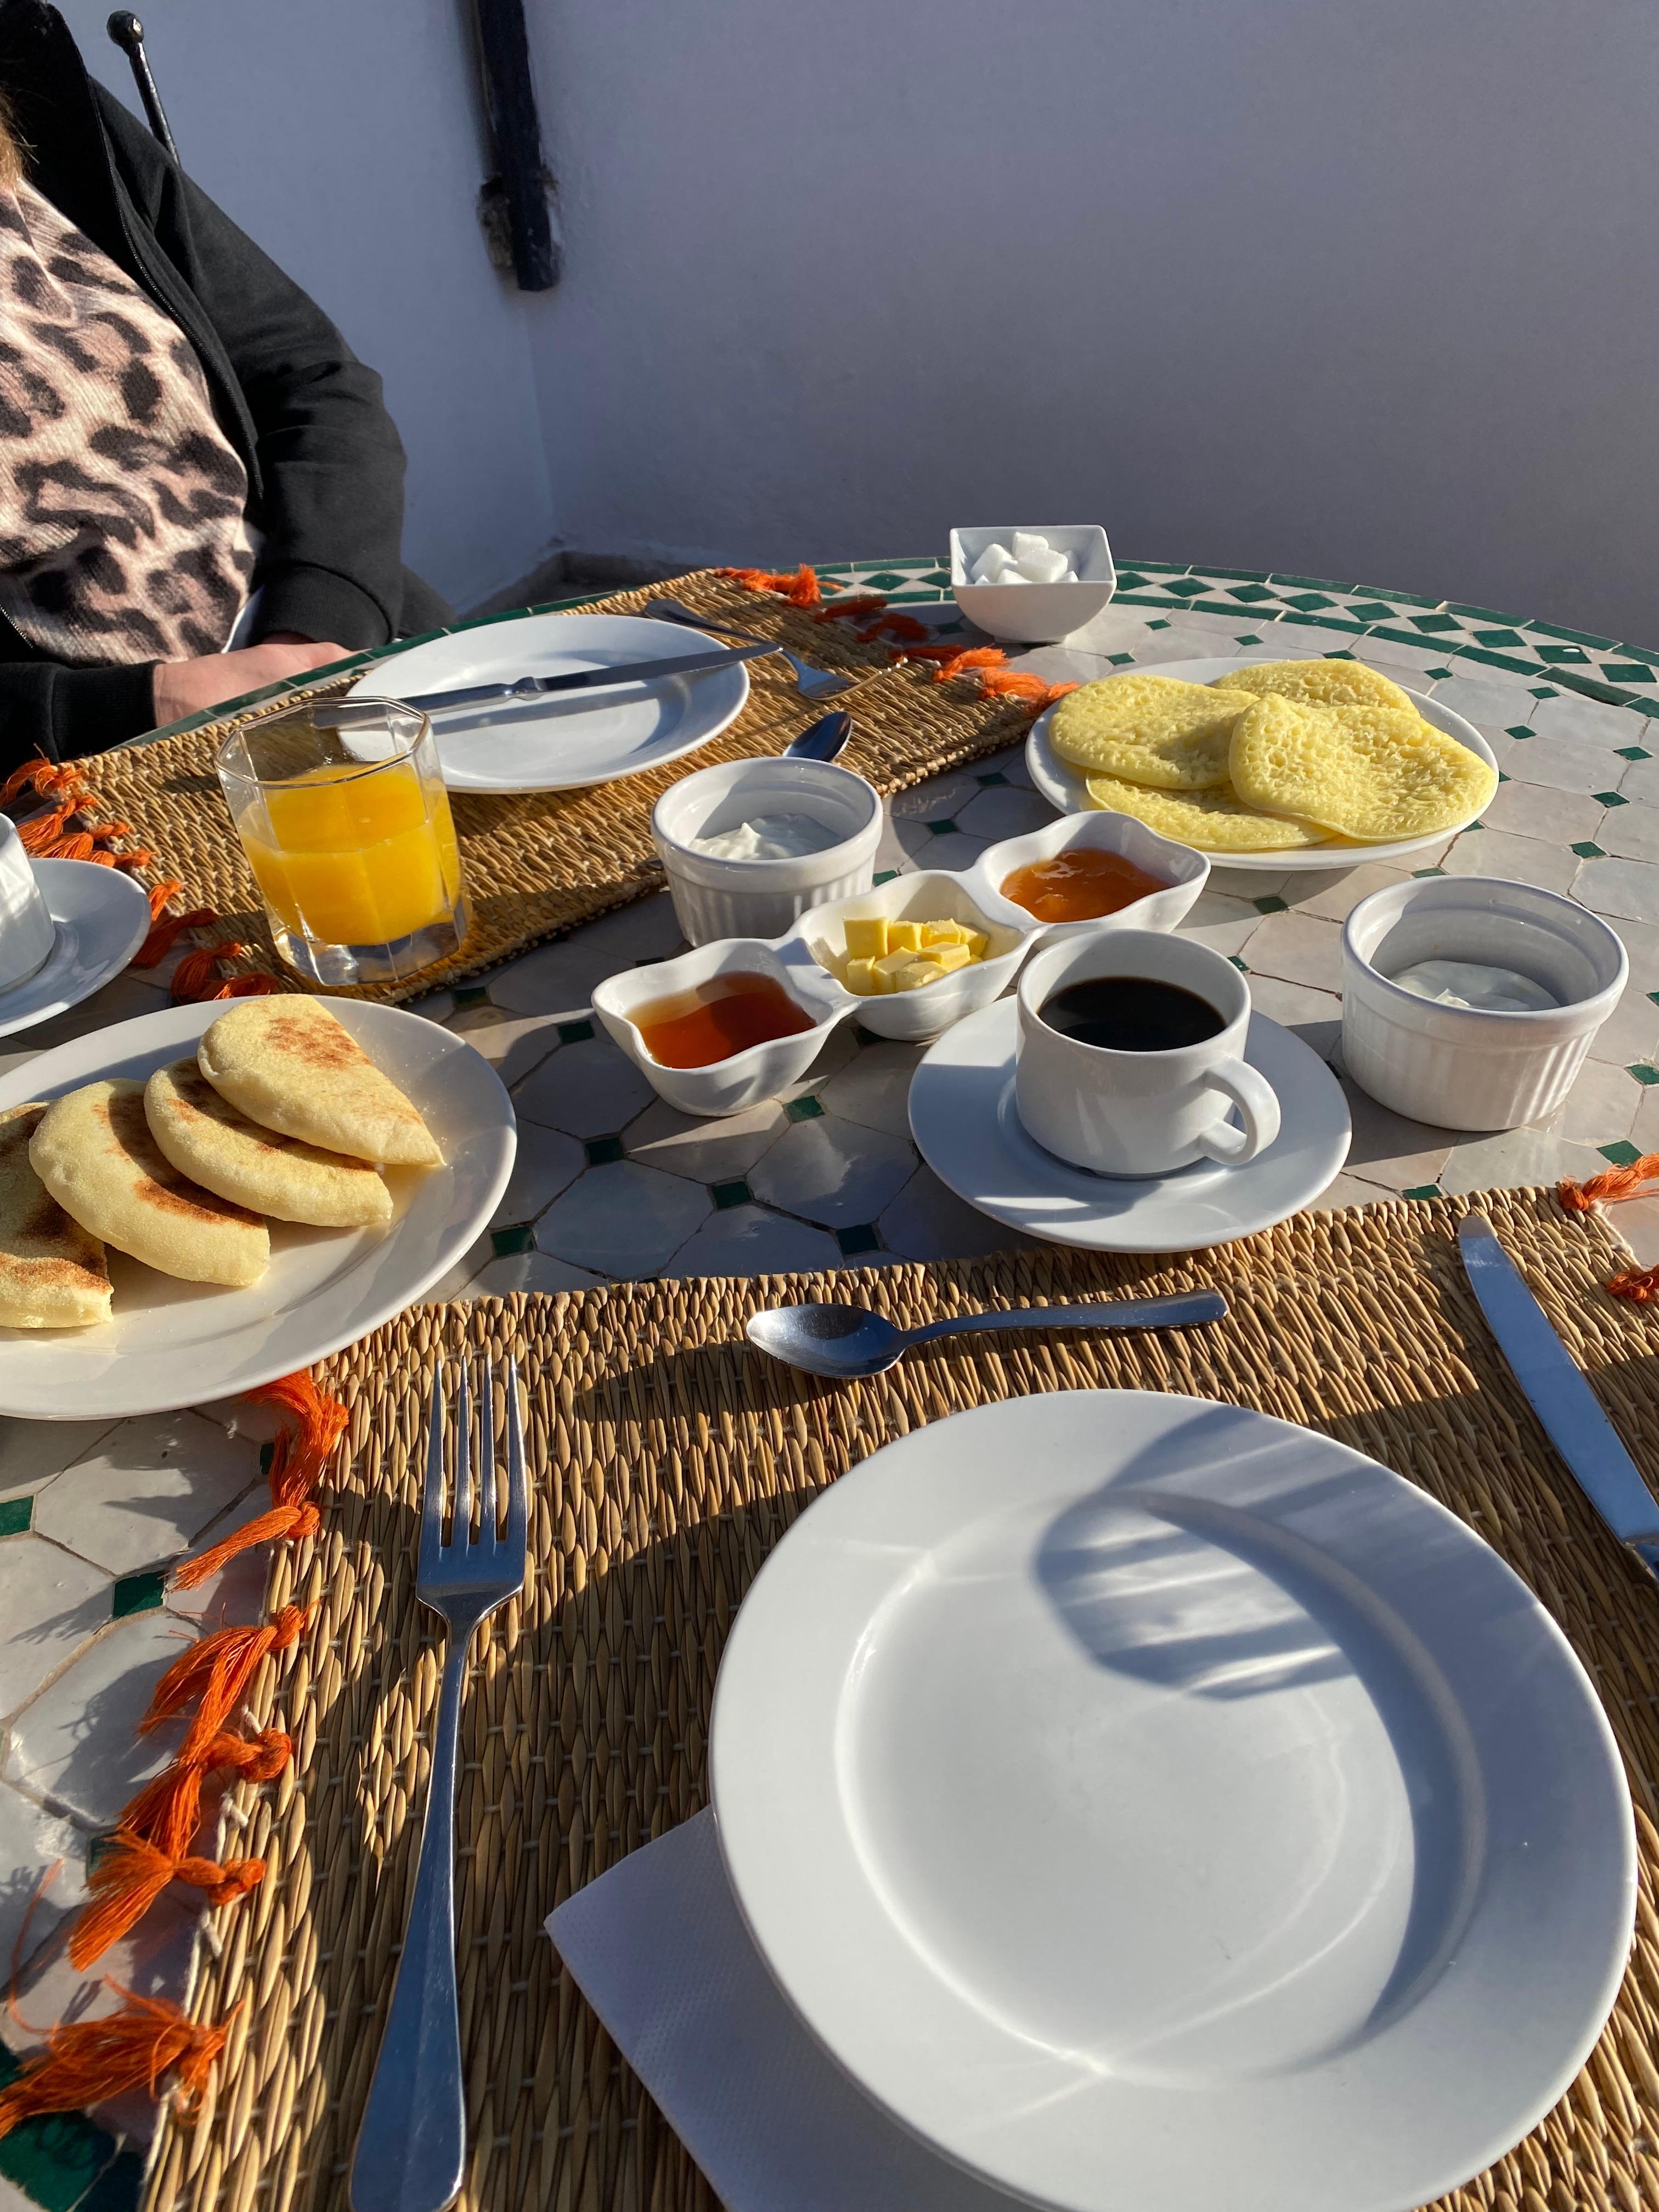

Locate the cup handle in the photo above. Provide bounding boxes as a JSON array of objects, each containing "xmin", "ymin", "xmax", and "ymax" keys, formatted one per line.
[{"xmin": 1197, "ymin": 1057, "xmax": 1281, "ymax": 1166}]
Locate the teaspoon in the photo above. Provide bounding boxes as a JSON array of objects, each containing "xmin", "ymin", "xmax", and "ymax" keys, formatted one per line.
[{"xmin": 746, "ymin": 1288, "xmax": 1226, "ymax": 1380}]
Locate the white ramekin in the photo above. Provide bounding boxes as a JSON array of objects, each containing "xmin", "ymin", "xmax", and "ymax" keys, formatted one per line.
[
  {"xmin": 592, "ymin": 936, "xmax": 850, "ymax": 1116},
  {"xmin": 651, "ymin": 758, "xmax": 883, "ymax": 946},
  {"xmin": 1341, "ymin": 877, "xmax": 1628, "ymax": 1131}
]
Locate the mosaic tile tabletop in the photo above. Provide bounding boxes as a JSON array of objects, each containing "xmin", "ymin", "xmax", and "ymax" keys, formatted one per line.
[{"xmin": 7, "ymin": 561, "xmax": 1659, "ymax": 2211}]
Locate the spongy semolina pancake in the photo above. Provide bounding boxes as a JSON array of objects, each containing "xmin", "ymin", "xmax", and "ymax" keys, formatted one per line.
[
  {"xmin": 196, "ymin": 998, "xmax": 441, "ymax": 1168},
  {"xmin": 1082, "ymin": 774, "xmax": 1331, "ymax": 850},
  {"xmin": 145, "ymin": 1060, "xmax": 393, "ymax": 1228},
  {"xmin": 1229, "ymin": 695, "xmax": 1497, "ymax": 842},
  {"xmin": 1212, "ymin": 658, "xmax": 1415, "ymax": 713},
  {"xmin": 29, "ymin": 1080, "xmax": 269, "ymax": 1287},
  {"xmin": 1049, "ymin": 675, "xmax": 1254, "ymax": 790},
  {"xmin": 0, "ymin": 1104, "xmax": 111, "ymax": 1328}
]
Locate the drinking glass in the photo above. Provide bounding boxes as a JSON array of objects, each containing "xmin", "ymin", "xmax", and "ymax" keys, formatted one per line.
[{"xmin": 217, "ymin": 698, "xmax": 467, "ymax": 987}]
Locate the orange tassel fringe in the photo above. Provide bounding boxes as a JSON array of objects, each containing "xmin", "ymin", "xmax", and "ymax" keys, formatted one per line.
[
  {"xmin": 1559, "ymin": 1156, "xmax": 1659, "ymax": 1213},
  {"xmin": 13, "ymin": 1374, "xmax": 340, "ymax": 2100},
  {"xmin": 718, "ymin": 563, "xmax": 823, "ymax": 607},
  {"xmin": 0, "ymin": 1990, "xmax": 234, "ymax": 2138},
  {"xmin": 141, "ymin": 1605, "xmax": 311, "ymax": 1762},
  {"xmin": 166, "ymin": 943, "xmax": 281, "ymax": 1003},
  {"xmin": 172, "ymin": 1372, "xmax": 346, "ymax": 1591},
  {"xmin": 67, "ymin": 1837, "xmax": 266, "ymax": 1972},
  {"xmin": 119, "ymin": 1730, "xmax": 291, "ymax": 1860},
  {"xmin": 725, "ymin": 567, "xmax": 1082, "ymax": 716}
]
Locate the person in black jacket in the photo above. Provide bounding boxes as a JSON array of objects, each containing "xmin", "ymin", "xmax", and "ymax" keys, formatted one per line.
[{"xmin": 0, "ymin": 0, "xmax": 447, "ymax": 774}]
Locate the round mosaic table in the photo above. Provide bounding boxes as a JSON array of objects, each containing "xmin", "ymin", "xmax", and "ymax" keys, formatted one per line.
[{"xmin": 6, "ymin": 558, "xmax": 1659, "ymax": 2209}]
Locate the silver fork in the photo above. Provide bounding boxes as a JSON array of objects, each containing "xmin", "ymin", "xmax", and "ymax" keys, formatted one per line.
[
  {"xmin": 645, "ymin": 594, "xmax": 855, "ymax": 700},
  {"xmin": 349, "ymin": 1358, "xmax": 528, "ymax": 2212}
]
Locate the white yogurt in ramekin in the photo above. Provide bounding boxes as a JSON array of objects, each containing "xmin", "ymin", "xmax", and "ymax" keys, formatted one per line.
[
  {"xmin": 1341, "ymin": 877, "xmax": 1627, "ymax": 1131},
  {"xmin": 652, "ymin": 758, "xmax": 883, "ymax": 946}
]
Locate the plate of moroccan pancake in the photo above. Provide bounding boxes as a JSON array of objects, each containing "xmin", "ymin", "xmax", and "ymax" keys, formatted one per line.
[
  {"xmin": 0, "ymin": 996, "xmax": 515, "ymax": 1419},
  {"xmin": 1026, "ymin": 656, "xmax": 1499, "ymax": 871}
]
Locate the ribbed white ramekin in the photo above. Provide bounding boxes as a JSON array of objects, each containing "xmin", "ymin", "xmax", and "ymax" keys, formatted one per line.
[
  {"xmin": 1341, "ymin": 877, "xmax": 1627, "ymax": 1131},
  {"xmin": 652, "ymin": 758, "xmax": 883, "ymax": 946}
]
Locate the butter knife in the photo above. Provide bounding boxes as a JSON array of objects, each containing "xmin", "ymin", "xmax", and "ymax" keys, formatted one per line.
[
  {"xmin": 1458, "ymin": 1212, "xmax": 1659, "ymax": 1578},
  {"xmin": 321, "ymin": 639, "xmax": 775, "ymax": 723}
]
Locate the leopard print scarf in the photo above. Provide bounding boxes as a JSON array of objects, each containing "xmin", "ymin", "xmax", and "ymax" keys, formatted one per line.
[{"xmin": 0, "ymin": 178, "xmax": 254, "ymax": 665}]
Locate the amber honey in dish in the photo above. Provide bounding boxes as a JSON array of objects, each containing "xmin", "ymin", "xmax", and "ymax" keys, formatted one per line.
[
  {"xmin": 633, "ymin": 972, "xmax": 815, "ymax": 1067},
  {"xmin": 999, "ymin": 847, "xmax": 1166, "ymax": 924}
]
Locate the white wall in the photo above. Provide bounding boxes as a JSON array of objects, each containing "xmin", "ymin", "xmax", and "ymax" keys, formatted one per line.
[
  {"xmin": 526, "ymin": 0, "xmax": 1659, "ymax": 646},
  {"xmin": 56, "ymin": 0, "xmax": 557, "ymax": 612}
]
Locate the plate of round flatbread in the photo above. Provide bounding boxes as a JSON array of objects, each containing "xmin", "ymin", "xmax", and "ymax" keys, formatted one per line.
[
  {"xmin": 0, "ymin": 996, "xmax": 514, "ymax": 1418},
  {"xmin": 1026, "ymin": 655, "xmax": 1498, "ymax": 871}
]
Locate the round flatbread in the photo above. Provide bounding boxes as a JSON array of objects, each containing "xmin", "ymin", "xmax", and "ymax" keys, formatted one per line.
[
  {"xmin": 1229, "ymin": 695, "xmax": 1497, "ymax": 841},
  {"xmin": 196, "ymin": 998, "xmax": 441, "ymax": 1167},
  {"xmin": 29, "ymin": 1080, "xmax": 269, "ymax": 1287},
  {"xmin": 1212, "ymin": 658, "xmax": 1414, "ymax": 713},
  {"xmin": 0, "ymin": 1103, "xmax": 111, "ymax": 1329},
  {"xmin": 1082, "ymin": 774, "xmax": 1331, "ymax": 850},
  {"xmin": 145, "ymin": 1059, "xmax": 393, "ymax": 1228},
  {"xmin": 1048, "ymin": 676, "xmax": 1252, "ymax": 789}
]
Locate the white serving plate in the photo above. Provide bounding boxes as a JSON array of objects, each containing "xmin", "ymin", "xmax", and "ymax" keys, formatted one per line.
[
  {"xmin": 348, "ymin": 612, "xmax": 751, "ymax": 794},
  {"xmin": 0, "ymin": 860, "xmax": 150, "ymax": 1037},
  {"xmin": 1025, "ymin": 656, "xmax": 1497, "ymax": 873},
  {"xmin": 712, "ymin": 1392, "xmax": 1635, "ymax": 2212},
  {"xmin": 0, "ymin": 998, "xmax": 514, "ymax": 1418},
  {"xmin": 909, "ymin": 998, "xmax": 1349, "ymax": 1252}
]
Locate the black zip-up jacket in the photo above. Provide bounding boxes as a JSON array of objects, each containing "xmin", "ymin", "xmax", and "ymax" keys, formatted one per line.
[{"xmin": 0, "ymin": 0, "xmax": 433, "ymax": 770}]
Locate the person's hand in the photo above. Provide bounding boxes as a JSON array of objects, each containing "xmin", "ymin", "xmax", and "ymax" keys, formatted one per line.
[{"xmin": 150, "ymin": 638, "xmax": 347, "ymax": 729}]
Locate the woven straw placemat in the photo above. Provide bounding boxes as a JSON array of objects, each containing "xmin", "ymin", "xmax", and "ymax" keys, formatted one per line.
[
  {"xmin": 75, "ymin": 572, "xmax": 1032, "ymax": 1003},
  {"xmin": 148, "ymin": 1187, "xmax": 1659, "ymax": 2212}
]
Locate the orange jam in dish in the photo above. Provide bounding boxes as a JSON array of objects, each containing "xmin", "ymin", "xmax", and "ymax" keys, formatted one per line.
[
  {"xmin": 999, "ymin": 847, "xmax": 1167, "ymax": 924},
  {"xmin": 634, "ymin": 973, "xmax": 815, "ymax": 1068}
]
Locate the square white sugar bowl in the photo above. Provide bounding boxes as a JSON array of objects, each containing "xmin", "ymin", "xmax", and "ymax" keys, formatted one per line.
[{"xmin": 950, "ymin": 526, "xmax": 1116, "ymax": 644}]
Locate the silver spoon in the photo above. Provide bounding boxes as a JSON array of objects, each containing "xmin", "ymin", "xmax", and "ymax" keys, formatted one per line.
[
  {"xmin": 746, "ymin": 1288, "xmax": 1227, "ymax": 1379},
  {"xmin": 783, "ymin": 709, "xmax": 852, "ymax": 761}
]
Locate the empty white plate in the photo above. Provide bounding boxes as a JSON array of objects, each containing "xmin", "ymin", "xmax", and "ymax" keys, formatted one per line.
[
  {"xmin": 0, "ymin": 997, "xmax": 514, "ymax": 1418},
  {"xmin": 347, "ymin": 611, "xmax": 752, "ymax": 793},
  {"xmin": 711, "ymin": 1392, "xmax": 1635, "ymax": 2212},
  {"xmin": 908, "ymin": 998, "xmax": 1350, "ymax": 1252},
  {"xmin": 0, "ymin": 860, "xmax": 150, "ymax": 1037},
  {"xmin": 1025, "ymin": 657, "xmax": 1497, "ymax": 872}
]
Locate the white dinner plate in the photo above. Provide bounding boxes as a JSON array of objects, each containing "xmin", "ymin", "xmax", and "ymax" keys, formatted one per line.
[
  {"xmin": 348, "ymin": 612, "xmax": 751, "ymax": 793},
  {"xmin": 908, "ymin": 999, "xmax": 1350, "ymax": 1252},
  {"xmin": 712, "ymin": 1392, "xmax": 1635, "ymax": 2212},
  {"xmin": 0, "ymin": 860, "xmax": 150, "ymax": 1037},
  {"xmin": 1025, "ymin": 657, "xmax": 1497, "ymax": 872},
  {"xmin": 0, "ymin": 998, "xmax": 514, "ymax": 1419}
]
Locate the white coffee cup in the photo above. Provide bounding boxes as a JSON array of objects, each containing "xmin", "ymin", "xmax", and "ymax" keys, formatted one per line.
[
  {"xmin": 1014, "ymin": 927, "xmax": 1280, "ymax": 1177},
  {"xmin": 0, "ymin": 814, "xmax": 55, "ymax": 995}
]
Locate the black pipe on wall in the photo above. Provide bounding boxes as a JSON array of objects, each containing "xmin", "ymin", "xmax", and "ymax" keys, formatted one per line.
[{"xmin": 472, "ymin": 0, "xmax": 560, "ymax": 292}]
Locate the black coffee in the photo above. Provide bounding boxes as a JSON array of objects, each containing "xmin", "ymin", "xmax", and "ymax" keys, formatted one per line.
[{"xmin": 1040, "ymin": 975, "xmax": 1225, "ymax": 1053}]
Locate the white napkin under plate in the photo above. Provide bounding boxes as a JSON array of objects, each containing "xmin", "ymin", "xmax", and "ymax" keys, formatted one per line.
[{"xmin": 546, "ymin": 1808, "xmax": 1023, "ymax": 2211}]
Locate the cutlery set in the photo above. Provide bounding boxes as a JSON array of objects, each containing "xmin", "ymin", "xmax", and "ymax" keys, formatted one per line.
[{"xmin": 354, "ymin": 1214, "xmax": 1658, "ymax": 2211}]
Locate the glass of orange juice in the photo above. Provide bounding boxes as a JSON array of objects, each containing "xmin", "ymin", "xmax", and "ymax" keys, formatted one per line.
[{"xmin": 217, "ymin": 699, "xmax": 467, "ymax": 986}]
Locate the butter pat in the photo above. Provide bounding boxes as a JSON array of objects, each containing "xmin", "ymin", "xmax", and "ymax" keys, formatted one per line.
[{"xmin": 844, "ymin": 916, "xmax": 888, "ymax": 961}]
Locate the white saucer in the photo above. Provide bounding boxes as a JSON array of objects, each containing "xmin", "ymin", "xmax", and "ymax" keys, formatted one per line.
[
  {"xmin": 908, "ymin": 997, "xmax": 1350, "ymax": 1251},
  {"xmin": 0, "ymin": 860, "xmax": 151, "ymax": 1038}
]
